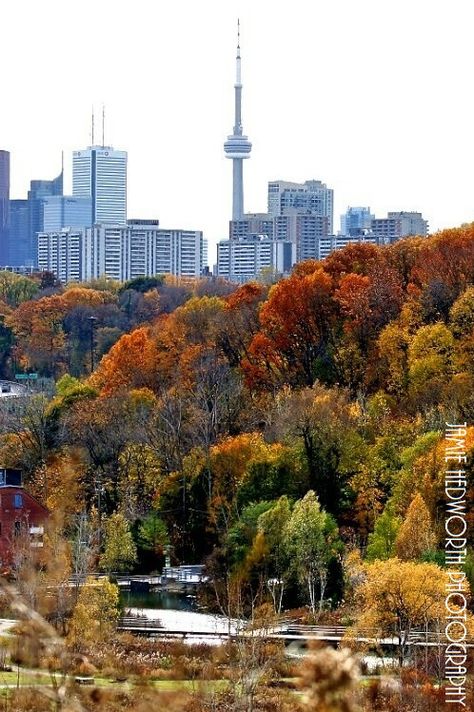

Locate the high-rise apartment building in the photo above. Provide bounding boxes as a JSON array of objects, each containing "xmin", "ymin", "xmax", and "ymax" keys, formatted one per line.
[
  {"xmin": 273, "ymin": 212, "xmax": 329, "ymax": 262},
  {"xmin": 267, "ymin": 180, "xmax": 334, "ymax": 233},
  {"xmin": 217, "ymin": 234, "xmax": 295, "ymax": 284},
  {"xmin": 370, "ymin": 211, "xmax": 428, "ymax": 243},
  {"xmin": 73, "ymin": 145, "xmax": 127, "ymax": 224},
  {"xmin": 38, "ymin": 221, "xmax": 206, "ymax": 283},
  {"xmin": 0, "ymin": 151, "xmax": 10, "ymax": 265},
  {"xmin": 229, "ymin": 213, "xmax": 274, "ymax": 240}
]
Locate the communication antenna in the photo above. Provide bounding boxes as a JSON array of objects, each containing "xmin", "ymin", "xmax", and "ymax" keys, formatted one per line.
[
  {"xmin": 102, "ymin": 104, "xmax": 105, "ymax": 147},
  {"xmin": 91, "ymin": 105, "xmax": 95, "ymax": 145}
]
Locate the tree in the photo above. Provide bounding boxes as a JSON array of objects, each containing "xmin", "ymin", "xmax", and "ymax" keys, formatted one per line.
[
  {"xmin": 352, "ymin": 559, "xmax": 446, "ymax": 665},
  {"xmin": 99, "ymin": 512, "xmax": 137, "ymax": 573},
  {"xmin": 365, "ymin": 506, "xmax": 401, "ymax": 561},
  {"xmin": 284, "ymin": 491, "xmax": 341, "ymax": 614},
  {"xmin": 395, "ymin": 493, "xmax": 435, "ymax": 561},
  {"xmin": 257, "ymin": 496, "xmax": 292, "ymax": 613},
  {"xmin": 138, "ymin": 513, "xmax": 169, "ymax": 556},
  {"xmin": 67, "ymin": 576, "xmax": 120, "ymax": 650},
  {"xmin": 244, "ymin": 268, "xmax": 337, "ymax": 388}
]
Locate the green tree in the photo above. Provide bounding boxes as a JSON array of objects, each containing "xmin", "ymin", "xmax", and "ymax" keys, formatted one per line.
[
  {"xmin": 138, "ymin": 513, "xmax": 169, "ymax": 556},
  {"xmin": 99, "ymin": 512, "xmax": 137, "ymax": 573},
  {"xmin": 284, "ymin": 490, "xmax": 342, "ymax": 614},
  {"xmin": 365, "ymin": 506, "xmax": 401, "ymax": 561},
  {"xmin": 257, "ymin": 495, "xmax": 292, "ymax": 613}
]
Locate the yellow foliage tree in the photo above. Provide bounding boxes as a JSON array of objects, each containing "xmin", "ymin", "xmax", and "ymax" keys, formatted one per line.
[
  {"xmin": 395, "ymin": 493, "xmax": 435, "ymax": 560},
  {"xmin": 352, "ymin": 558, "xmax": 446, "ymax": 665},
  {"xmin": 67, "ymin": 577, "xmax": 120, "ymax": 651}
]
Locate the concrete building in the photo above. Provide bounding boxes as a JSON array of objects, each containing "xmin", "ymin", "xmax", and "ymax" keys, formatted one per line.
[
  {"xmin": 0, "ymin": 151, "xmax": 10, "ymax": 265},
  {"xmin": 217, "ymin": 234, "xmax": 295, "ymax": 283},
  {"xmin": 229, "ymin": 213, "xmax": 274, "ymax": 240},
  {"xmin": 340, "ymin": 206, "xmax": 374, "ymax": 237},
  {"xmin": 273, "ymin": 212, "xmax": 329, "ymax": 262},
  {"xmin": 73, "ymin": 145, "xmax": 127, "ymax": 224},
  {"xmin": 223, "ymin": 21, "xmax": 252, "ymax": 221},
  {"xmin": 370, "ymin": 211, "xmax": 428, "ymax": 243},
  {"xmin": 318, "ymin": 233, "xmax": 379, "ymax": 261},
  {"xmin": 38, "ymin": 221, "xmax": 206, "ymax": 283},
  {"xmin": 267, "ymin": 179, "xmax": 334, "ymax": 233}
]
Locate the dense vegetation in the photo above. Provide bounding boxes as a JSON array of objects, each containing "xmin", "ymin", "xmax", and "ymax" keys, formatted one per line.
[{"xmin": 2, "ymin": 224, "xmax": 474, "ymax": 709}]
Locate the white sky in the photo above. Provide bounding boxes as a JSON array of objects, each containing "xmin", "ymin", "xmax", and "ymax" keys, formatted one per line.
[{"xmin": 1, "ymin": 0, "xmax": 473, "ymax": 264}]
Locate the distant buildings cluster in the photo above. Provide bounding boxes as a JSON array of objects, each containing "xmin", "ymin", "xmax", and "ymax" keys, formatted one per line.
[
  {"xmin": 0, "ymin": 25, "xmax": 429, "ymax": 287},
  {"xmin": 0, "ymin": 144, "xmax": 206, "ymax": 282},
  {"xmin": 216, "ymin": 30, "xmax": 428, "ymax": 283}
]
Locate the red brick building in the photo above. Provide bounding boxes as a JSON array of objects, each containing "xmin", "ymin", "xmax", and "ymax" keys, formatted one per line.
[{"xmin": 0, "ymin": 469, "xmax": 49, "ymax": 572}]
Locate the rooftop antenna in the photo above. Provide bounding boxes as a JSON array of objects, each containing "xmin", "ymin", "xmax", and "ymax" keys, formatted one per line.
[
  {"xmin": 91, "ymin": 106, "xmax": 95, "ymax": 145},
  {"xmin": 102, "ymin": 104, "xmax": 105, "ymax": 148}
]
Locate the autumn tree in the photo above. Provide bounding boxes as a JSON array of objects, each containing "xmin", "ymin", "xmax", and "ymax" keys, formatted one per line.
[
  {"xmin": 395, "ymin": 493, "xmax": 435, "ymax": 561},
  {"xmin": 244, "ymin": 268, "xmax": 337, "ymax": 388},
  {"xmin": 99, "ymin": 512, "xmax": 137, "ymax": 573},
  {"xmin": 67, "ymin": 576, "xmax": 120, "ymax": 651},
  {"xmin": 352, "ymin": 559, "xmax": 446, "ymax": 665}
]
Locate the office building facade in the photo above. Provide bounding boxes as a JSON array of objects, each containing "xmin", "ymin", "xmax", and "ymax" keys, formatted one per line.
[
  {"xmin": 340, "ymin": 206, "xmax": 374, "ymax": 236},
  {"xmin": 73, "ymin": 146, "xmax": 127, "ymax": 224},
  {"xmin": 9, "ymin": 200, "xmax": 30, "ymax": 266},
  {"xmin": 0, "ymin": 151, "xmax": 10, "ymax": 265},
  {"xmin": 42, "ymin": 196, "xmax": 92, "ymax": 232},
  {"xmin": 38, "ymin": 221, "xmax": 206, "ymax": 283}
]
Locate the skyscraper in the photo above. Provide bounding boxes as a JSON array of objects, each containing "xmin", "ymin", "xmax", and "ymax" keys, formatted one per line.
[
  {"xmin": 223, "ymin": 21, "xmax": 252, "ymax": 221},
  {"xmin": 0, "ymin": 151, "xmax": 10, "ymax": 265},
  {"xmin": 26, "ymin": 169, "xmax": 64, "ymax": 266},
  {"xmin": 72, "ymin": 145, "xmax": 127, "ymax": 224}
]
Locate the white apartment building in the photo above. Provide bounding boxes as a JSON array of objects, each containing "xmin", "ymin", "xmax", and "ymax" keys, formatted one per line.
[
  {"xmin": 217, "ymin": 234, "xmax": 296, "ymax": 284},
  {"xmin": 38, "ymin": 221, "xmax": 206, "ymax": 283}
]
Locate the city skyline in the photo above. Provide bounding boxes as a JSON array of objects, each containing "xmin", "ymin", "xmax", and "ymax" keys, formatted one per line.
[{"xmin": 1, "ymin": 1, "xmax": 473, "ymax": 264}]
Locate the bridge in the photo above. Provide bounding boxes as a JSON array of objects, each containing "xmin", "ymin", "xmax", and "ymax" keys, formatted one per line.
[{"xmin": 117, "ymin": 617, "xmax": 468, "ymax": 648}]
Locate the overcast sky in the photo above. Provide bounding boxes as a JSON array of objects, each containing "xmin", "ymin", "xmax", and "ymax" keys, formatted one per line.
[{"xmin": 1, "ymin": 0, "xmax": 473, "ymax": 263}]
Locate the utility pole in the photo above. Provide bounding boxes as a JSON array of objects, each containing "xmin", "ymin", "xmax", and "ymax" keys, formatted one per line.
[{"xmin": 88, "ymin": 316, "xmax": 97, "ymax": 373}]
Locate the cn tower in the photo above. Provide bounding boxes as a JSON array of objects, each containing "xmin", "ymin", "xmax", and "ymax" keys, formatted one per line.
[{"xmin": 224, "ymin": 20, "xmax": 252, "ymax": 221}]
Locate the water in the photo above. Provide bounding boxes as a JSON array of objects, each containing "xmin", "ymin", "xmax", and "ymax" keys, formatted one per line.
[
  {"xmin": 120, "ymin": 588, "xmax": 241, "ymax": 641},
  {"xmin": 120, "ymin": 589, "xmax": 197, "ymax": 612}
]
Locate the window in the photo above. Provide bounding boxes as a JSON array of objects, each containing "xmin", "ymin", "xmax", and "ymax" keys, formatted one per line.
[
  {"xmin": 13, "ymin": 493, "xmax": 23, "ymax": 509},
  {"xmin": 14, "ymin": 521, "xmax": 21, "ymax": 537}
]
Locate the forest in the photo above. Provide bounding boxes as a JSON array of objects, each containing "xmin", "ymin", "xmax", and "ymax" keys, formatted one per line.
[{"xmin": 1, "ymin": 223, "xmax": 474, "ymax": 709}]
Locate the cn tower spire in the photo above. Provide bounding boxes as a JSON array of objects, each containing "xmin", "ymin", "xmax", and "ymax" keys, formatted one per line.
[{"xmin": 224, "ymin": 19, "xmax": 252, "ymax": 221}]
